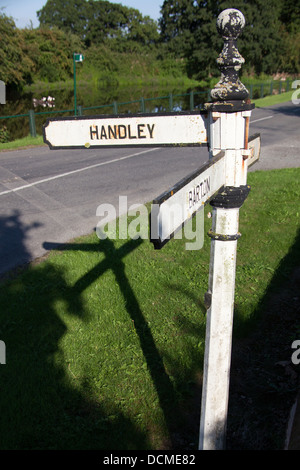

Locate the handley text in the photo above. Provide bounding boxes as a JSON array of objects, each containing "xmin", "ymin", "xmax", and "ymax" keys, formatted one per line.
[{"xmin": 90, "ymin": 123, "xmax": 155, "ymax": 141}]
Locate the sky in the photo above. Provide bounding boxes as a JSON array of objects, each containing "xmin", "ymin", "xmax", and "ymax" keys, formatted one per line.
[{"xmin": 0, "ymin": 0, "xmax": 164, "ymax": 29}]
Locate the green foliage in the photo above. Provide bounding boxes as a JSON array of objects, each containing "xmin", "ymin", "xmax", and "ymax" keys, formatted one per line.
[
  {"xmin": 37, "ymin": 0, "xmax": 159, "ymax": 48},
  {"xmin": 78, "ymin": 45, "xmax": 190, "ymax": 90},
  {"xmin": 0, "ymin": 12, "xmax": 84, "ymax": 87},
  {"xmin": 0, "ymin": 0, "xmax": 298, "ymax": 90},
  {"xmin": 278, "ymin": 29, "xmax": 300, "ymax": 74},
  {"xmin": 279, "ymin": 0, "xmax": 300, "ymax": 34},
  {"xmin": 21, "ymin": 27, "xmax": 83, "ymax": 83},
  {"xmin": 0, "ymin": 13, "xmax": 34, "ymax": 87},
  {"xmin": 159, "ymin": 0, "xmax": 294, "ymax": 78},
  {"xmin": 37, "ymin": 0, "xmax": 89, "ymax": 38},
  {"xmin": 277, "ymin": 0, "xmax": 300, "ymax": 73},
  {"xmin": 0, "ymin": 125, "xmax": 10, "ymax": 143}
]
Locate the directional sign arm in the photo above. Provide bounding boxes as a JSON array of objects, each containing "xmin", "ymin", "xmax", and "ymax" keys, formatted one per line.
[
  {"xmin": 150, "ymin": 151, "xmax": 225, "ymax": 249},
  {"xmin": 247, "ymin": 133, "xmax": 261, "ymax": 167},
  {"xmin": 43, "ymin": 111, "xmax": 209, "ymax": 149}
]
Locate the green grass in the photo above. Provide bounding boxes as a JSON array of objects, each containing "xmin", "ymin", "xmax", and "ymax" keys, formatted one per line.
[
  {"xmin": 0, "ymin": 167, "xmax": 299, "ymax": 450},
  {"xmin": 0, "ymin": 134, "xmax": 45, "ymax": 151},
  {"xmin": 252, "ymin": 89, "xmax": 295, "ymax": 107}
]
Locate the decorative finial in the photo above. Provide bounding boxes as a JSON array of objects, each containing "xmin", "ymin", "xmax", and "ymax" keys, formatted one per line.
[{"xmin": 211, "ymin": 9, "xmax": 249, "ymax": 102}]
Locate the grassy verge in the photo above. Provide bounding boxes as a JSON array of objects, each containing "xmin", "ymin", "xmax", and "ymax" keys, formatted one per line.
[
  {"xmin": 0, "ymin": 134, "xmax": 45, "ymax": 151},
  {"xmin": 0, "ymin": 167, "xmax": 299, "ymax": 450},
  {"xmin": 252, "ymin": 89, "xmax": 295, "ymax": 107}
]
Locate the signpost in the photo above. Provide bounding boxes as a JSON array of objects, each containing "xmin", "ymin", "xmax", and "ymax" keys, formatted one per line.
[
  {"xmin": 43, "ymin": 8, "xmax": 261, "ymax": 451},
  {"xmin": 197, "ymin": 9, "xmax": 257, "ymax": 450}
]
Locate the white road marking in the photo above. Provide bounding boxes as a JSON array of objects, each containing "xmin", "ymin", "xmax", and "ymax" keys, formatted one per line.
[
  {"xmin": 251, "ymin": 115, "xmax": 274, "ymax": 124},
  {"xmin": 0, "ymin": 147, "xmax": 158, "ymax": 197}
]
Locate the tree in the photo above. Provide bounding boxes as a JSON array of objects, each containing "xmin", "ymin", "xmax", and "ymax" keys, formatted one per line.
[
  {"xmin": 82, "ymin": 1, "xmax": 128, "ymax": 46},
  {"xmin": 37, "ymin": 0, "xmax": 159, "ymax": 49},
  {"xmin": 279, "ymin": 0, "xmax": 300, "ymax": 34},
  {"xmin": 159, "ymin": 1, "xmax": 228, "ymax": 78},
  {"xmin": 159, "ymin": 0, "xmax": 286, "ymax": 79},
  {"xmin": 0, "ymin": 13, "xmax": 34, "ymax": 88},
  {"xmin": 159, "ymin": 0, "xmax": 205, "ymax": 56},
  {"xmin": 37, "ymin": 0, "xmax": 89, "ymax": 39},
  {"xmin": 277, "ymin": 0, "xmax": 300, "ymax": 73},
  {"xmin": 231, "ymin": 0, "xmax": 283, "ymax": 76},
  {"xmin": 21, "ymin": 27, "xmax": 83, "ymax": 82},
  {"xmin": 119, "ymin": 8, "xmax": 159, "ymax": 47}
]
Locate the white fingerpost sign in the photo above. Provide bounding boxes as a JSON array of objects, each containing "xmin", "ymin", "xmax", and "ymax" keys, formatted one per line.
[
  {"xmin": 43, "ymin": 7, "xmax": 261, "ymax": 451},
  {"xmin": 43, "ymin": 112, "xmax": 208, "ymax": 149},
  {"xmin": 151, "ymin": 151, "xmax": 225, "ymax": 248}
]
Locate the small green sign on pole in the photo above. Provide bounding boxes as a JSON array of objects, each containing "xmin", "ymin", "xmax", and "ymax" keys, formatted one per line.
[
  {"xmin": 73, "ymin": 53, "xmax": 84, "ymax": 116},
  {"xmin": 74, "ymin": 53, "xmax": 84, "ymax": 62}
]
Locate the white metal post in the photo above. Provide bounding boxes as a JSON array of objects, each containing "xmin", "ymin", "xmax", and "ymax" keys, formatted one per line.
[
  {"xmin": 198, "ymin": 9, "xmax": 254, "ymax": 450},
  {"xmin": 199, "ymin": 117, "xmax": 248, "ymax": 451},
  {"xmin": 199, "ymin": 211, "xmax": 239, "ymax": 449}
]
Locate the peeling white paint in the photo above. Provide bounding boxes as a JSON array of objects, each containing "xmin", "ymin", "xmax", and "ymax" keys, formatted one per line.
[{"xmin": 217, "ymin": 8, "xmax": 245, "ymax": 38}]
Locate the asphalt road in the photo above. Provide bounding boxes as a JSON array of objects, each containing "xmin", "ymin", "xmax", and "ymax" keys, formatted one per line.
[{"xmin": 0, "ymin": 101, "xmax": 299, "ymax": 277}]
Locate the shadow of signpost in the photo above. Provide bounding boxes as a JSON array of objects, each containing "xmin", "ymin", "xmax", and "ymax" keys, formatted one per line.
[
  {"xmin": 0, "ymin": 223, "xmax": 148, "ymax": 449},
  {"xmin": 1, "ymin": 208, "xmax": 298, "ymax": 449},
  {"xmin": 44, "ymin": 237, "xmax": 179, "ymax": 448}
]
